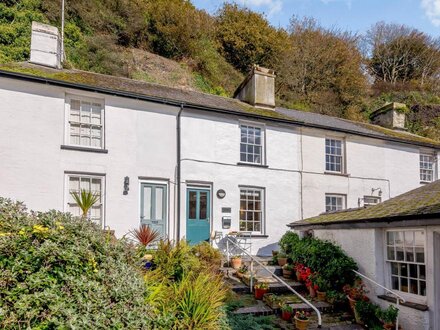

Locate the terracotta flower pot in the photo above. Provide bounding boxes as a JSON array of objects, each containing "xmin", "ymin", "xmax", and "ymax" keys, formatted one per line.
[
  {"xmin": 294, "ymin": 317, "xmax": 309, "ymax": 330},
  {"xmin": 254, "ymin": 288, "xmax": 268, "ymax": 300},
  {"xmin": 277, "ymin": 257, "xmax": 287, "ymax": 266},
  {"xmin": 317, "ymin": 291, "xmax": 326, "ymax": 302},
  {"xmin": 282, "ymin": 269, "xmax": 292, "ymax": 279},
  {"xmin": 308, "ymin": 286, "xmax": 316, "ymax": 298},
  {"xmin": 296, "ymin": 271, "xmax": 301, "ymax": 281},
  {"xmin": 281, "ymin": 310, "xmax": 292, "ymax": 321},
  {"xmin": 231, "ymin": 258, "xmax": 242, "ymax": 270}
]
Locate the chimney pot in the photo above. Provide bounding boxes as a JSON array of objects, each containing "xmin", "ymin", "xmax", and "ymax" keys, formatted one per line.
[
  {"xmin": 30, "ymin": 21, "xmax": 62, "ymax": 69},
  {"xmin": 370, "ymin": 102, "xmax": 407, "ymax": 130},
  {"xmin": 234, "ymin": 65, "xmax": 276, "ymax": 109}
]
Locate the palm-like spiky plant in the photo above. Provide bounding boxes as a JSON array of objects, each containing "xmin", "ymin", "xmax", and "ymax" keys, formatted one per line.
[
  {"xmin": 70, "ymin": 189, "xmax": 100, "ymax": 220},
  {"xmin": 130, "ymin": 224, "xmax": 160, "ymax": 247}
]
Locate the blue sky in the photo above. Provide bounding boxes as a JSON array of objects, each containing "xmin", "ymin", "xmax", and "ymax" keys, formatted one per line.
[{"xmin": 192, "ymin": 0, "xmax": 440, "ymax": 36}]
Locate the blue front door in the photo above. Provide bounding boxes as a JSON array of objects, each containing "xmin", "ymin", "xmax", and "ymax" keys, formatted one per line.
[
  {"xmin": 140, "ymin": 183, "xmax": 167, "ymax": 237},
  {"xmin": 186, "ymin": 188, "xmax": 210, "ymax": 245}
]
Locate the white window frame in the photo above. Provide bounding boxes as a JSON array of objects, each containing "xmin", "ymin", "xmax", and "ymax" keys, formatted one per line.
[
  {"xmin": 65, "ymin": 173, "xmax": 105, "ymax": 227},
  {"xmin": 325, "ymin": 138, "xmax": 345, "ymax": 173},
  {"xmin": 325, "ymin": 194, "xmax": 346, "ymax": 212},
  {"xmin": 239, "ymin": 122, "xmax": 265, "ymax": 165},
  {"xmin": 384, "ymin": 229, "xmax": 427, "ymax": 301},
  {"xmin": 239, "ymin": 186, "xmax": 265, "ymax": 234},
  {"xmin": 65, "ymin": 94, "xmax": 105, "ymax": 149},
  {"xmin": 419, "ymin": 153, "xmax": 436, "ymax": 183}
]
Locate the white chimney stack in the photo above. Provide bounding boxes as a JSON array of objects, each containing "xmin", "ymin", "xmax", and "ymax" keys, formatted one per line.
[
  {"xmin": 234, "ymin": 65, "xmax": 276, "ymax": 109},
  {"xmin": 30, "ymin": 21, "xmax": 62, "ymax": 69}
]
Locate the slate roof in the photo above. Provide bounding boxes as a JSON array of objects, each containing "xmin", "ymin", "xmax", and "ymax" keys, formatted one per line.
[
  {"xmin": 1, "ymin": 62, "xmax": 440, "ymax": 148},
  {"xmin": 289, "ymin": 180, "xmax": 440, "ymax": 227}
]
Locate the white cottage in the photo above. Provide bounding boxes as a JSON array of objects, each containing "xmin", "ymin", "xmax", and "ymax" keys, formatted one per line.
[
  {"xmin": 0, "ymin": 22, "xmax": 439, "ymax": 255},
  {"xmin": 288, "ymin": 180, "xmax": 440, "ymax": 330}
]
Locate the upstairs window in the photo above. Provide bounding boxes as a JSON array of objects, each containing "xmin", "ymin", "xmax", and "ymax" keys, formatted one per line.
[
  {"xmin": 386, "ymin": 230, "xmax": 426, "ymax": 296},
  {"xmin": 67, "ymin": 96, "xmax": 104, "ymax": 148},
  {"xmin": 240, "ymin": 124, "xmax": 263, "ymax": 164},
  {"xmin": 420, "ymin": 154, "xmax": 435, "ymax": 182},
  {"xmin": 325, "ymin": 138, "xmax": 344, "ymax": 173},
  {"xmin": 325, "ymin": 194, "xmax": 345, "ymax": 212}
]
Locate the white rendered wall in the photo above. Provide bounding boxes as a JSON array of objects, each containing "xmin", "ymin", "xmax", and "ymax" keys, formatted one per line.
[
  {"xmin": 180, "ymin": 111, "xmax": 301, "ymax": 255},
  {"xmin": 0, "ymin": 77, "xmax": 178, "ymax": 238},
  {"xmin": 313, "ymin": 227, "xmax": 436, "ymax": 330}
]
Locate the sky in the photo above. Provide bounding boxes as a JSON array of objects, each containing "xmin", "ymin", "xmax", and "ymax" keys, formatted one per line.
[{"xmin": 192, "ymin": 0, "xmax": 440, "ymax": 36}]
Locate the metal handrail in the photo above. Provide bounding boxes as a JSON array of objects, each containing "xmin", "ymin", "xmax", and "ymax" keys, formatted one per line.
[
  {"xmin": 226, "ymin": 237, "xmax": 322, "ymax": 328},
  {"xmin": 353, "ymin": 270, "xmax": 405, "ymax": 330}
]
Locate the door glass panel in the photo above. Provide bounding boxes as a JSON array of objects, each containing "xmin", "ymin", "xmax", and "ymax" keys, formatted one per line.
[
  {"xmin": 155, "ymin": 187, "xmax": 164, "ymax": 220},
  {"xmin": 143, "ymin": 186, "xmax": 152, "ymax": 220},
  {"xmin": 189, "ymin": 191, "xmax": 197, "ymax": 219},
  {"xmin": 199, "ymin": 192, "xmax": 207, "ymax": 219}
]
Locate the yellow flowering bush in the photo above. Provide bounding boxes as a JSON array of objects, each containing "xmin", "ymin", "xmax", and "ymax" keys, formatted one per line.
[{"xmin": 0, "ymin": 198, "xmax": 153, "ymax": 329}]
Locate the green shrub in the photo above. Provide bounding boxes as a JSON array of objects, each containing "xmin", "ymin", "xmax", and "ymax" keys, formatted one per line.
[
  {"xmin": 0, "ymin": 198, "xmax": 152, "ymax": 329},
  {"xmin": 144, "ymin": 240, "xmax": 228, "ymax": 329},
  {"xmin": 279, "ymin": 232, "xmax": 357, "ymax": 290},
  {"xmin": 355, "ymin": 300, "xmax": 382, "ymax": 328}
]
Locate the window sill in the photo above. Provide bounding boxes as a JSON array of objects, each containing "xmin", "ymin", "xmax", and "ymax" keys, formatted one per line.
[
  {"xmin": 236, "ymin": 234, "xmax": 268, "ymax": 238},
  {"xmin": 237, "ymin": 162, "xmax": 269, "ymax": 168},
  {"xmin": 324, "ymin": 171, "xmax": 349, "ymax": 177},
  {"xmin": 61, "ymin": 145, "xmax": 108, "ymax": 154},
  {"xmin": 420, "ymin": 181, "xmax": 433, "ymax": 185},
  {"xmin": 377, "ymin": 295, "xmax": 428, "ymax": 311}
]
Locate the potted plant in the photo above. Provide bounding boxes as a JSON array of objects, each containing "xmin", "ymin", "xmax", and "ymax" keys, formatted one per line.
[
  {"xmin": 354, "ymin": 300, "xmax": 381, "ymax": 327},
  {"xmin": 294, "ymin": 310, "xmax": 310, "ymax": 330},
  {"xmin": 280, "ymin": 304, "xmax": 293, "ymax": 321},
  {"xmin": 236, "ymin": 265, "xmax": 248, "ymax": 279},
  {"xmin": 282, "ymin": 264, "xmax": 294, "ymax": 278},
  {"xmin": 378, "ymin": 305, "xmax": 400, "ymax": 330},
  {"xmin": 254, "ymin": 282, "xmax": 269, "ymax": 300},
  {"xmin": 277, "ymin": 253, "xmax": 288, "ymax": 266},
  {"xmin": 263, "ymin": 293, "xmax": 281, "ymax": 309},
  {"xmin": 326, "ymin": 290, "xmax": 346, "ymax": 311},
  {"xmin": 230, "ymin": 255, "xmax": 242, "ymax": 270},
  {"xmin": 343, "ymin": 280, "xmax": 369, "ymax": 312},
  {"xmin": 315, "ymin": 275, "xmax": 331, "ymax": 301},
  {"xmin": 295, "ymin": 263, "xmax": 304, "ymax": 281}
]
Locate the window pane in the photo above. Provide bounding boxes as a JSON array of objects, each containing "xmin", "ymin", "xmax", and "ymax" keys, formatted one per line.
[
  {"xmin": 155, "ymin": 187, "xmax": 164, "ymax": 220},
  {"xmin": 406, "ymin": 247, "xmax": 414, "ymax": 262},
  {"xmin": 420, "ymin": 281, "xmax": 426, "ymax": 296},
  {"xmin": 391, "ymin": 276, "xmax": 399, "ymax": 290},
  {"xmin": 410, "ymin": 279, "xmax": 418, "ymax": 294},
  {"xmin": 387, "ymin": 232, "xmax": 394, "ymax": 245},
  {"xmin": 400, "ymin": 277, "xmax": 408, "ymax": 292},
  {"xmin": 199, "ymin": 192, "xmax": 207, "ymax": 219},
  {"xmin": 189, "ymin": 191, "xmax": 197, "ymax": 219},
  {"xmin": 387, "ymin": 246, "xmax": 395, "ymax": 260},
  {"xmin": 143, "ymin": 186, "xmax": 152, "ymax": 220},
  {"xmin": 391, "ymin": 262, "xmax": 399, "ymax": 275}
]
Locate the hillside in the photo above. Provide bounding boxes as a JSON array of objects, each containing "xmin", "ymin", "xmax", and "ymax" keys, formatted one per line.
[{"xmin": 1, "ymin": 0, "xmax": 440, "ymax": 140}]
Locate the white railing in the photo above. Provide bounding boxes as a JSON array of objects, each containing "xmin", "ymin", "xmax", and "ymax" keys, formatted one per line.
[
  {"xmin": 225, "ymin": 237, "xmax": 322, "ymax": 328},
  {"xmin": 353, "ymin": 270, "xmax": 405, "ymax": 330}
]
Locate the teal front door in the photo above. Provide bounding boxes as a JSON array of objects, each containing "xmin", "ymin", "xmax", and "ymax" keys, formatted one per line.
[
  {"xmin": 186, "ymin": 188, "xmax": 210, "ymax": 244},
  {"xmin": 140, "ymin": 183, "xmax": 167, "ymax": 237}
]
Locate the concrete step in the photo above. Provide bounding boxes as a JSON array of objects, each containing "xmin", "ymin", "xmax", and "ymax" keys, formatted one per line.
[{"xmin": 288, "ymin": 300, "xmax": 332, "ymax": 313}]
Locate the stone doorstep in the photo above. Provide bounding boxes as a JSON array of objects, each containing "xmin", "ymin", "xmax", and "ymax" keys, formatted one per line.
[{"xmin": 232, "ymin": 301, "xmax": 274, "ymax": 316}]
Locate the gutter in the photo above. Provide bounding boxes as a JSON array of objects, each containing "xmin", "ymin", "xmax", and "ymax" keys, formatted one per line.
[
  {"xmin": 288, "ymin": 212, "xmax": 440, "ymax": 230},
  {"xmin": 1, "ymin": 69, "xmax": 440, "ymax": 150},
  {"xmin": 176, "ymin": 104, "xmax": 184, "ymax": 240}
]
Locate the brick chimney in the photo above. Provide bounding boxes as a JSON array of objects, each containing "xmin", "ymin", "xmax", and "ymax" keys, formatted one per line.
[
  {"xmin": 30, "ymin": 22, "xmax": 62, "ymax": 69},
  {"xmin": 370, "ymin": 102, "xmax": 408, "ymax": 130},
  {"xmin": 234, "ymin": 65, "xmax": 275, "ymax": 109}
]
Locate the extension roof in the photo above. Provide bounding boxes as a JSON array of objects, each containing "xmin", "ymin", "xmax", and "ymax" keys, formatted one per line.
[
  {"xmin": 289, "ymin": 180, "xmax": 440, "ymax": 228},
  {"xmin": 1, "ymin": 62, "xmax": 439, "ymax": 148}
]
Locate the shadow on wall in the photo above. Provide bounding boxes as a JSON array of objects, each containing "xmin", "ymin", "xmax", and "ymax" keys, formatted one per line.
[
  {"xmin": 213, "ymin": 235, "xmax": 279, "ymax": 257},
  {"xmin": 257, "ymin": 242, "xmax": 279, "ymax": 257}
]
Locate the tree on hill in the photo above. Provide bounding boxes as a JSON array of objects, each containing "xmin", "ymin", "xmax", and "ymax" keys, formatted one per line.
[
  {"xmin": 276, "ymin": 17, "xmax": 367, "ymax": 119},
  {"xmin": 215, "ymin": 3, "xmax": 287, "ymax": 74},
  {"xmin": 366, "ymin": 22, "xmax": 440, "ymax": 88}
]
